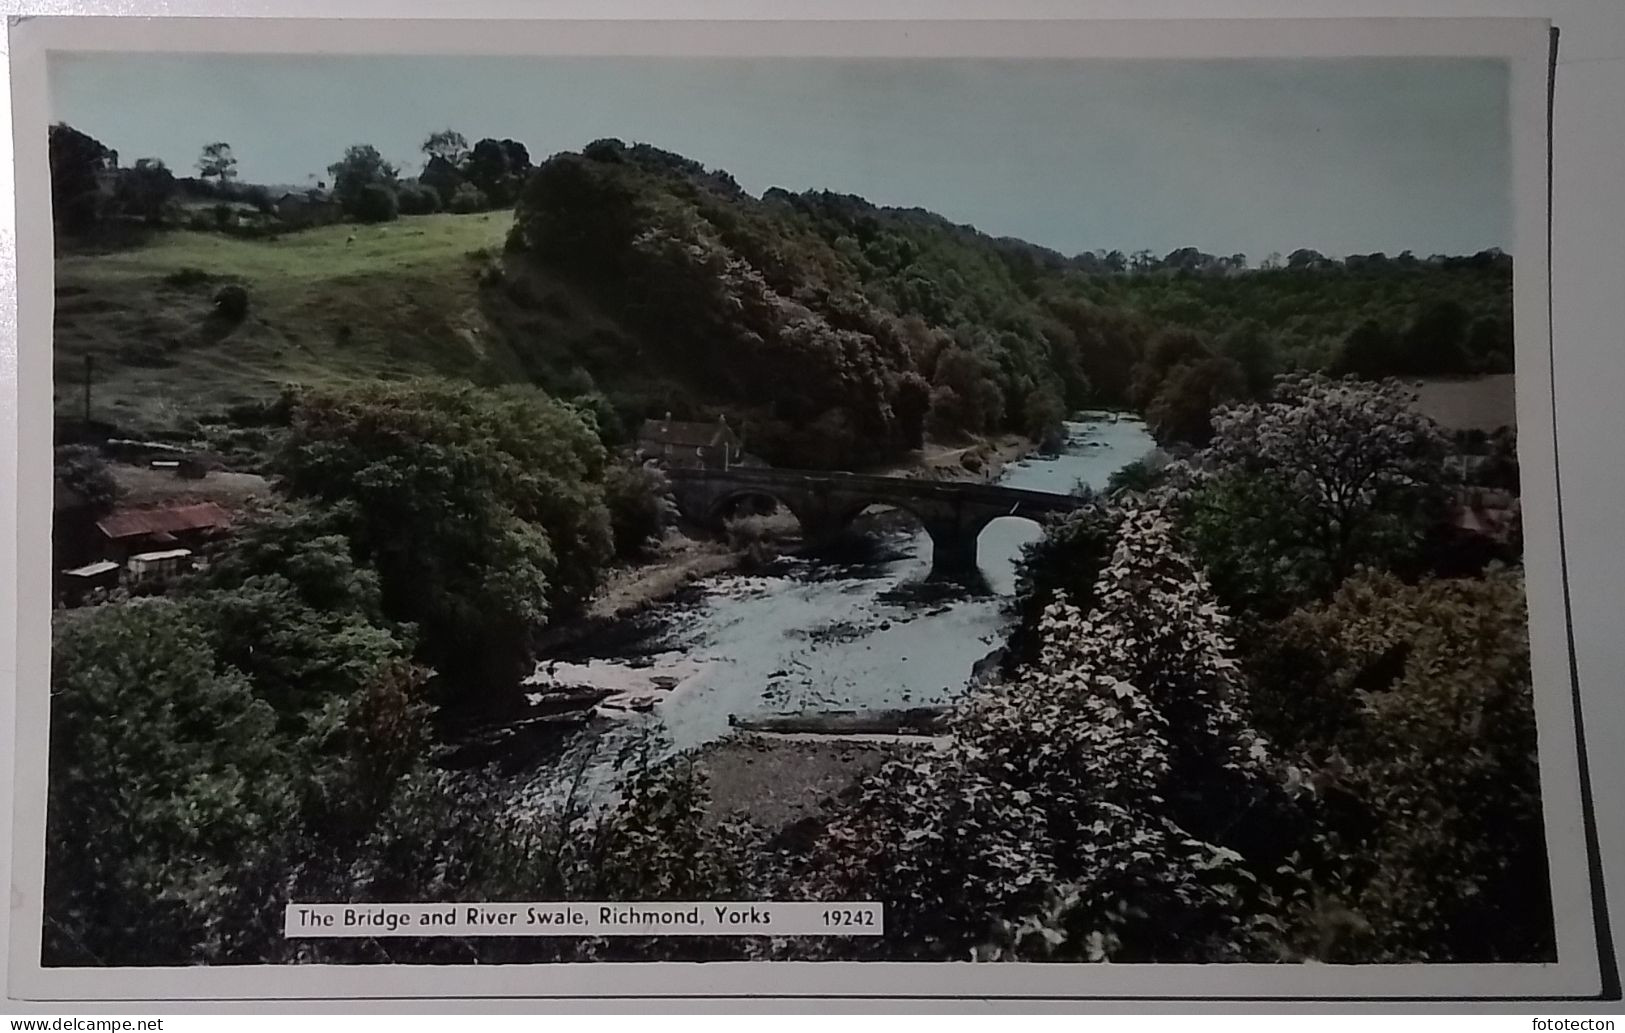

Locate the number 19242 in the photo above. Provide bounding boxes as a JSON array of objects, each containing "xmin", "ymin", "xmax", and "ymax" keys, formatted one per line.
[{"xmin": 820, "ymin": 908, "xmax": 878, "ymax": 928}]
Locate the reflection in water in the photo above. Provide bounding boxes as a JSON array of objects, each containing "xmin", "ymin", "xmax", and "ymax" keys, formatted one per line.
[{"xmin": 514, "ymin": 416, "xmax": 1153, "ymax": 801}]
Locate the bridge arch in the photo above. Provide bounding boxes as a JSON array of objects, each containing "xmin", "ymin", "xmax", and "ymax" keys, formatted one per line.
[
  {"xmin": 664, "ymin": 465, "xmax": 1083, "ymax": 581},
  {"xmin": 706, "ymin": 487, "xmax": 796, "ymax": 526}
]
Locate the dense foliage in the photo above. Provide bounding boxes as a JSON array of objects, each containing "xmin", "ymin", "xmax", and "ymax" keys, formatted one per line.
[
  {"xmin": 1185, "ymin": 373, "xmax": 1453, "ymax": 613},
  {"xmin": 273, "ymin": 381, "xmax": 615, "ymax": 703},
  {"xmin": 787, "ymin": 509, "xmax": 1302, "ymax": 961},
  {"xmin": 487, "ymin": 141, "xmax": 1512, "ymax": 464},
  {"xmin": 1245, "ymin": 571, "xmax": 1550, "ymax": 962}
]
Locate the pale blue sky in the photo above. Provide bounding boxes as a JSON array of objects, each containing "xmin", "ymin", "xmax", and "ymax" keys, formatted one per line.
[{"xmin": 49, "ymin": 54, "xmax": 1510, "ymax": 260}]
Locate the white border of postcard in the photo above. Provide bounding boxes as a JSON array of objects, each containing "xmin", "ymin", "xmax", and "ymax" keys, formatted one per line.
[{"xmin": 5, "ymin": 14, "xmax": 1605, "ymax": 1001}]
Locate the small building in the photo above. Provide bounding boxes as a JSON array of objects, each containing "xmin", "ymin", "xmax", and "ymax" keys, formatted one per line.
[
  {"xmin": 126, "ymin": 548, "xmax": 194, "ymax": 586},
  {"xmin": 275, "ymin": 190, "xmax": 342, "ymax": 229},
  {"xmin": 636, "ymin": 414, "xmax": 744, "ymax": 470},
  {"xmin": 57, "ymin": 560, "xmax": 120, "ymax": 606},
  {"xmin": 95, "ymin": 502, "xmax": 233, "ymax": 562}
]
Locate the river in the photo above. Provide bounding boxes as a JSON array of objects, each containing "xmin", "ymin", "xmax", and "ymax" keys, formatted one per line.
[{"xmin": 511, "ymin": 414, "xmax": 1153, "ymax": 801}]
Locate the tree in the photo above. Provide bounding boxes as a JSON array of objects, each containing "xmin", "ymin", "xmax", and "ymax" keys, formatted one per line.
[
  {"xmin": 1192, "ymin": 373, "xmax": 1452, "ymax": 609},
  {"xmin": 273, "ymin": 382, "xmax": 615, "ymax": 705},
  {"xmin": 420, "ymin": 128, "xmax": 469, "ymax": 165},
  {"xmin": 794, "ymin": 508, "xmax": 1297, "ymax": 962},
  {"xmin": 196, "ymin": 141, "xmax": 238, "ymax": 185},
  {"xmin": 396, "ymin": 181, "xmax": 441, "ymax": 216},
  {"xmin": 1217, "ymin": 320, "xmax": 1280, "ymax": 397},
  {"xmin": 350, "ymin": 182, "xmax": 400, "ymax": 224},
  {"xmin": 1401, "ymin": 298, "xmax": 1470, "ymax": 375},
  {"xmin": 463, "ymin": 137, "xmax": 532, "ymax": 206},
  {"xmin": 447, "ymin": 182, "xmax": 488, "ymax": 214},
  {"xmin": 326, "ymin": 144, "xmax": 400, "ymax": 220},
  {"xmin": 1251, "ymin": 572, "xmax": 1552, "ymax": 962},
  {"xmin": 1145, "ymin": 355, "xmax": 1246, "ymax": 446},
  {"xmin": 114, "ymin": 158, "xmax": 176, "ymax": 224},
  {"xmin": 603, "ymin": 460, "xmax": 674, "ymax": 559},
  {"xmin": 927, "ymin": 346, "xmax": 1005, "ymax": 438},
  {"xmin": 1333, "ymin": 320, "xmax": 1402, "ymax": 379},
  {"xmin": 187, "ymin": 507, "xmax": 411, "ymax": 717},
  {"xmin": 45, "ymin": 601, "xmax": 297, "ymax": 965},
  {"xmin": 48, "ymin": 123, "xmax": 116, "ymax": 234},
  {"xmin": 1287, "ymin": 248, "xmax": 1330, "ymax": 271}
]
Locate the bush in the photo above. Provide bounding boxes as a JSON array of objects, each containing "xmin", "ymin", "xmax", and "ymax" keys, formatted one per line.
[
  {"xmin": 213, "ymin": 284, "xmax": 249, "ymax": 321},
  {"xmin": 604, "ymin": 461, "xmax": 673, "ymax": 559},
  {"xmin": 448, "ymin": 183, "xmax": 488, "ymax": 214},
  {"xmin": 1005, "ymin": 504, "xmax": 1118, "ymax": 668},
  {"xmin": 53, "ymin": 444, "xmax": 118, "ymax": 514},
  {"xmin": 396, "ymin": 183, "xmax": 441, "ymax": 216},
  {"xmin": 45, "ymin": 601, "xmax": 298, "ymax": 965},
  {"xmin": 723, "ymin": 511, "xmax": 798, "ymax": 569},
  {"xmin": 351, "ymin": 183, "xmax": 400, "ymax": 224},
  {"xmin": 1250, "ymin": 571, "xmax": 1553, "ymax": 962}
]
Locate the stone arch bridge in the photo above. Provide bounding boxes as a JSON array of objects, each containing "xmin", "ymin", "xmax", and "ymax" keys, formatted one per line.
[{"xmin": 666, "ymin": 466, "xmax": 1086, "ymax": 578}]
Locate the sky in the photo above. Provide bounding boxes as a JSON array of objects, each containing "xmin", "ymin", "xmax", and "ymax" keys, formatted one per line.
[{"xmin": 48, "ymin": 54, "xmax": 1511, "ymax": 260}]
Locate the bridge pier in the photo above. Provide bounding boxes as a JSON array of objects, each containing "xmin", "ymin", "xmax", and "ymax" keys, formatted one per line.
[{"xmin": 924, "ymin": 525, "xmax": 981, "ymax": 580}]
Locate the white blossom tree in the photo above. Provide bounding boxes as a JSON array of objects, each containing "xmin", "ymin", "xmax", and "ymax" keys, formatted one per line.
[
  {"xmin": 794, "ymin": 508, "xmax": 1304, "ymax": 962},
  {"xmin": 1189, "ymin": 373, "xmax": 1453, "ymax": 608}
]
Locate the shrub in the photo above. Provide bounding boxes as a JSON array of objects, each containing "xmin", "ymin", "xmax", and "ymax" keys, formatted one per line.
[
  {"xmin": 53, "ymin": 444, "xmax": 118, "ymax": 514},
  {"xmin": 1250, "ymin": 571, "xmax": 1552, "ymax": 962},
  {"xmin": 448, "ymin": 182, "xmax": 488, "ymax": 214},
  {"xmin": 213, "ymin": 284, "xmax": 249, "ymax": 321},
  {"xmin": 723, "ymin": 511, "xmax": 797, "ymax": 569},
  {"xmin": 604, "ymin": 460, "xmax": 673, "ymax": 559},
  {"xmin": 45, "ymin": 601, "xmax": 298, "ymax": 965},
  {"xmin": 396, "ymin": 182, "xmax": 441, "ymax": 216},
  {"xmin": 1005, "ymin": 503, "xmax": 1119, "ymax": 668},
  {"xmin": 351, "ymin": 183, "xmax": 400, "ymax": 224}
]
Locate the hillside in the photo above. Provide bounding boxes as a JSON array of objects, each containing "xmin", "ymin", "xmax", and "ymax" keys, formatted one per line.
[
  {"xmin": 53, "ymin": 213, "xmax": 515, "ymax": 435},
  {"xmin": 53, "ymin": 140, "xmax": 1516, "ymax": 467}
]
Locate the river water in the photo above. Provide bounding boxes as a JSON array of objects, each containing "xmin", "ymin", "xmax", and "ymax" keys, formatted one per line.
[{"xmin": 515, "ymin": 415, "xmax": 1153, "ymax": 796}]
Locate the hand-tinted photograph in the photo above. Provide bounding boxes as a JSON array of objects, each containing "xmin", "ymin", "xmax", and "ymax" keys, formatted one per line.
[{"xmin": 41, "ymin": 49, "xmax": 1550, "ymax": 969}]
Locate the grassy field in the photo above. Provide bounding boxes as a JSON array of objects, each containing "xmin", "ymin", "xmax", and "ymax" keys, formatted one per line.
[
  {"xmin": 53, "ymin": 212, "xmax": 521, "ymax": 435},
  {"xmin": 1410, "ymin": 373, "xmax": 1518, "ymax": 432}
]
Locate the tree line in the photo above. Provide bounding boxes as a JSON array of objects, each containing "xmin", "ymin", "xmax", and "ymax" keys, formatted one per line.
[{"xmin": 45, "ymin": 123, "xmax": 537, "ymax": 236}]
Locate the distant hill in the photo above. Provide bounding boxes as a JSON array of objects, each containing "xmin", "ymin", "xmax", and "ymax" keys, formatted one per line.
[{"xmin": 53, "ymin": 139, "xmax": 1514, "ymax": 468}]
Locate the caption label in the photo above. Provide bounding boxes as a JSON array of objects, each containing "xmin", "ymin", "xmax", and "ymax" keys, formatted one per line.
[{"xmin": 285, "ymin": 901, "xmax": 884, "ymax": 937}]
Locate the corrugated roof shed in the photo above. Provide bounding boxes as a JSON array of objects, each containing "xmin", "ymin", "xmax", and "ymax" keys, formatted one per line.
[{"xmin": 96, "ymin": 502, "xmax": 233, "ymax": 541}]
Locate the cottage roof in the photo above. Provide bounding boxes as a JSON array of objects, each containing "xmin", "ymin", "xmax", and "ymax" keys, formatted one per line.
[
  {"xmin": 638, "ymin": 418, "xmax": 740, "ymax": 450},
  {"xmin": 97, "ymin": 502, "xmax": 232, "ymax": 541}
]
